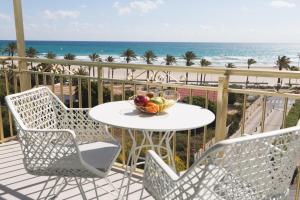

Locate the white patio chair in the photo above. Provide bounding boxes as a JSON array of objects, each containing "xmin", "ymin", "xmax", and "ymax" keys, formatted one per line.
[
  {"xmin": 5, "ymin": 86, "xmax": 121, "ymax": 200},
  {"xmin": 143, "ymin": 126, "xmax": 300, "ymax": 200}
]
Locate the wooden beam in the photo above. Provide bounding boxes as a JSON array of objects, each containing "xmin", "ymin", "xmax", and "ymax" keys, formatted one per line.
[
  {"xmin": 215, "ymin": 75, "xmax": 229, "ymax": 142},
  {"xmin": 13, "ymin": 0, "xmax": 31, "ymax": 91}
]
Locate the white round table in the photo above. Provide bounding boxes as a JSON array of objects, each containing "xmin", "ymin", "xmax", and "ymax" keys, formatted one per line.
[
  {"xmin": 89, "ymin": 101, "xmax": 215, "ymax": 132},
  {"xmin": 89, "ymin": 100, "xmax": 215, "ymax": 198}
]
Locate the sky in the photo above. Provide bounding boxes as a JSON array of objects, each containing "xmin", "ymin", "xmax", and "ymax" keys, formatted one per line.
[{"xmin": 0, "ymin": 0, "xmax": 300, "ymax": 42}]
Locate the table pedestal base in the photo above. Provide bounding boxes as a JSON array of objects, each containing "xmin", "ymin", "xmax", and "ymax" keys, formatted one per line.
[{"xmin": 118, "ymin": 129, "xmax": 176, "ymax": 199}]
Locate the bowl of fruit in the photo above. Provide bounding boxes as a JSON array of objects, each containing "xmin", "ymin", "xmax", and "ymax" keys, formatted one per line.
[{"xmin": 129, "ymin": 90, "xmax": 180, "ymax": 114}]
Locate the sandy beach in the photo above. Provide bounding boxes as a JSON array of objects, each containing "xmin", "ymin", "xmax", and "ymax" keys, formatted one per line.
[{"xmin": 98, "ymin": 66, "xmax": 298, "ymax": 87}]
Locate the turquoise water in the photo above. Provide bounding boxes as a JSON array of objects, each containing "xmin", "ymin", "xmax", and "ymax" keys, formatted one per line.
[{"xmin": 1, "ymin": 40, "xmax": 300, "ymax": 67}]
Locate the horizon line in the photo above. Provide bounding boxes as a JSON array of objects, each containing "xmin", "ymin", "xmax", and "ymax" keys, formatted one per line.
[{"xmin": 0, "ymin": 39, "xmax": 300, "ymax": 44}]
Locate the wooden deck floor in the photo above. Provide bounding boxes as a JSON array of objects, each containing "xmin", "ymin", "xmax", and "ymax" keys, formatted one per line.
[{"xmin": 0, "ymin": 141, "xmax": 153, "ymax": 200}]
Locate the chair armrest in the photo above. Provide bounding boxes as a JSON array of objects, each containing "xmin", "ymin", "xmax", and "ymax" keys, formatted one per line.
[
  {"xmin": 143, "ymin": 150, "xmax": 178, "ymax": 199},
  {"xmin": 19, "ymin": 128, "xmax": 82, "ymax": 171},
  {"xmin": 244, "ymin": 133, "xmax": 285, "ymax": 153},
  {"xmin": 62, "ymin": 108, "xmax": 117, "ymax": 144}
]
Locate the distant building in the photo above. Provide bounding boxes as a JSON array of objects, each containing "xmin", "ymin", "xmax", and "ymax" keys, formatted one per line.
[{"xmin": 177, "ymin": 88, "xmax": 217, "ymax": 102}]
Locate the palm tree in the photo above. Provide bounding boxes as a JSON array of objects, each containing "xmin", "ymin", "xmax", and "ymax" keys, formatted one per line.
[
  {"xmin": 5, "ymin": 42, "xmax": 17, "ymax": 67},
  {"xmin": 165, "ymin": 54, "xmax": 176, "ymax": 82},
  {"xmin": 0, "ymin": 48, "xmax": 5, "ymax": 55},
  {"xmin": 121, "ymin": 49, "xmax": 136, "ymax": 80},
  {"xmin": 276, "ymin": 56, "xmax": 291, "ymax": 90},
  {"xmin": 64, "ymin": 53, "xmax": 76, "ymax": 74},
  {"xmin": 106, "ymin": 56, "xmax": 114, "ymax": 78},
  {"xmin": 73, "ymin": 66, "xmax": 88, "ymax": 76},
  {"xmin": 225, "ymin": 63, "xmax": 235, "ymax": 68},
  {"xmin": 72, "ymin": 66, "xmax": 88, "ymax": 85},
  {"xmin": 88, "ymin": 53, "xmax": 100, "ymax": 77},
  {"xmin": 45, "ymin": 51, "xmax": 56, "ymax": 59},
  {"xmin": 5, "ymin": 42, "xmax": 17, "ymax": 56},
  {"xmin": 165, "ymin": 54, "xmax": 176, "ymax": 65},
  {"xmin": 183, "ymin": 51, "xmax": 197, "ymax": 84},
  {"xmin": 1, "ymin": 60, "xmax": 8, "ymax": 69},
  {"xmin": 143, "ymin": 50, "xmax": 156, "ymax": 64},
  {"xmin": 143, "ymin": 50, "xmax": 157, "ymax": 79},
  {"xmin": 246, "ymin": 58, "xmax": 257, "ymax": 88},
  {"xmin": 36, "ymin": 51, "xmax": 56, "ymax": 72},
  {"xmin": 26, "ymin": 47, "xmax": 38, "ymax": 69},
  {"xmin": 200, "ymin": 58, "xmax": 212, "ymax": 85}
]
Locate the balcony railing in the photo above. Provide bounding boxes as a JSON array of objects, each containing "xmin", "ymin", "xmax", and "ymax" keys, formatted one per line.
[{"xmin": 0, "ymin": 56, "xmax": 300, "ymax": 199}]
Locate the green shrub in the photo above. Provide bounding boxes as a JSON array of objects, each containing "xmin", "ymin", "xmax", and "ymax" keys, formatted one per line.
[{"xmin": 285, "ymin": 100, "xmax": 300, "ymax": 127}]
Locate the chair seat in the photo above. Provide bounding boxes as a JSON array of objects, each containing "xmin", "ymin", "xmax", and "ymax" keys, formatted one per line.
[{"xmin": 79, "ymin": 141, "xmax": 120, "ymax": 173}]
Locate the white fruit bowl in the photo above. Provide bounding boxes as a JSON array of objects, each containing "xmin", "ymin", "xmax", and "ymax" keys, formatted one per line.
[{"xmin": 129, "ymin": 90, "xmax": 180, "ymax": 114}]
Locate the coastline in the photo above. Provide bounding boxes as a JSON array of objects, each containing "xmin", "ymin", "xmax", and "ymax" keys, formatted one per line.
[{"xmin": 1, "ymin": 40, "xmax": 300, "ymax": 67}]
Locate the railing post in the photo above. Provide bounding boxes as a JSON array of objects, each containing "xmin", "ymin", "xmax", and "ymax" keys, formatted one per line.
[
  {"xmin": 215, "ymin": 75, "xmax": 229, "ymax": 142},
  {"xmin": 97, "ymin": 66, "xmax": 103, "ymax": 104},
  {"xmin": 13, "ymin": 0, "xmax": 31, "ymax": 91}
]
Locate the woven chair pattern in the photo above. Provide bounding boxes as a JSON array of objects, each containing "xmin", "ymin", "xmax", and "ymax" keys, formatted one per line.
[
  {"xmin": 7, "ymin": 87, "xmax": 118, "ymax": 178},
  {"xmin": 144, "ymin": 127, "xmax": 300, "ymax": 200}
]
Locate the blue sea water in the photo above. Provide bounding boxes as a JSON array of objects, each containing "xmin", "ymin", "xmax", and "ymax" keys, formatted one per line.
[{"xmin": 1, "ymin": 40, "xmax": 300, "ymax": 67}]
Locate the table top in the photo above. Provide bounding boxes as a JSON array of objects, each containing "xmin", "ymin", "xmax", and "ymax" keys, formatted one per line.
[{"xmin": 89, "ymin": 101, "xmax": 215, "ymax": 131}]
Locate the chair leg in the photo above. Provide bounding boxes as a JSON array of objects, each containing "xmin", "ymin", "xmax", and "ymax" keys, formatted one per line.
[
  {"xmin": 37, "ymin": 176, "xmax": 52, "ymax": 200},
  {"xmin": 139, "ymin": 185, "xmax": 145, "ymax": 200},
  {"xmin": 44, "ymin": 177, "xmax": 62, "ymax": 199},
  {"xmin": 75, "ymin": 178, "xmax": 87, "ymax": 200},
  {"xmin": 52, "ymin": 177, "xmax": 68, "ymax": 199}
]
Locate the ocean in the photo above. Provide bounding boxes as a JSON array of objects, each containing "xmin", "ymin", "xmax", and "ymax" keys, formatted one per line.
[{"xmin": 1, "ymin": 40, "xmax": 300, "ymax": 67}]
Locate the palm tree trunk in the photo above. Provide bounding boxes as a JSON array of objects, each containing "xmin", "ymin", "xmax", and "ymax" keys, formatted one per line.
[
  {"xmin": 277, "ymin": 67, "xmax": 282, "ymax": 91},
  {"xmin": 186, "ymin": 72, "xmax": 188, "ymax": 84},
  {"xmin": 131, "ymin": 69, "xmax": 135, "ymax": 80},
  {"xmin": 126, "ymin": 69, "xmax": 129, "ymax": 80},
  {"xmin": 112, "ymin": 69, "xmax": 114, "ymax": 79},
  {"xmin": 166, "ymin": 71, "xmax": 168, "ymax": 83},
  {"xmin": 93, "ymin": 67, "xmax": 95, "ymax": 77},
  {"xmin": 11, "ymin": 53, "xmax": 14, "ymax": 68},
  {"xmin": 88, "ymin": 67, "xmax": 91, "ymax": 76},
  {"xmin": 108, "ymin": 68, "xmax": 110, "ymax": 79},
  {"xmin": 246, "ymin": 65, "xmax": 250, "ymax": 88},
  {"xmin": 147, "ymin": 70, "xmax": 149, "ymax": 80},
  {"xmin": 200, "ymin": 73, "xmax": 203, "ymax": 85},
  {"xmin": 203, "ymin": 74, "xmax": 206, "ymax": 84},
  {"xmin": 277, "ymin": 77, "xmax": 281, "ymax": 91}
]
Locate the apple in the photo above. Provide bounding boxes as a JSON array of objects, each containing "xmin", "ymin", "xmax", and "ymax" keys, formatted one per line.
[
  {"xmin": 150, "ymin": 97, "xmax": 164, "ymax": 105},
  {"xmin": 134, "ymin": 95, "xmax": 149, "ymax": 106}
]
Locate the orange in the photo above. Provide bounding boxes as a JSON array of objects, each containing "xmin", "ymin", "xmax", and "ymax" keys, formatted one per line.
[{"xmin": 144, "ymin": 102, "xmax": 159, "ymax": 113}]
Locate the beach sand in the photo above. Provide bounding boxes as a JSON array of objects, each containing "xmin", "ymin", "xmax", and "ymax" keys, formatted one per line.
[{"xmin": 99, "ymin": 67, "xmax": 298, "ymax": 87}]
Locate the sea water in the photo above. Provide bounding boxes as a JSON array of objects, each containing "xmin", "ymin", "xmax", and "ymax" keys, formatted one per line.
[{"xmin": 1, "ymin": 40, "xmax": 300, "ymax": 67}]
